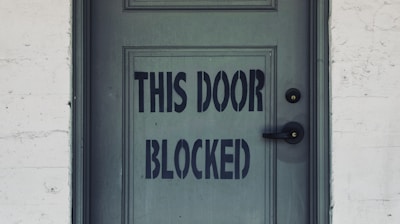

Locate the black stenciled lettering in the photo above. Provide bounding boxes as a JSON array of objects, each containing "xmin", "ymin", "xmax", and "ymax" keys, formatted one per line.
[
  {"xmin": 150, "ymin": 72, "xmax": 164, "ymax": 112},
  {"xmin": 235, "ymin": 139, "xmax": 240, "ymax": 179},
  {"xmin": 197, "ymin": 71, "xmax": 212, "ymax": 112},
  {"xmin": 174, "ymin": 139, "xmax": 190, "ymax": 179},
  {"xmin": 205, "ymin": 139, "xmax": 219, "ymax": 179},
  {"xmin": 174, "ymin": 72, "xmax": 187, "ymax": 113},
  {"xmin": 213, "ymin": 71, "xmax": 230, "ymax": 112},
  {"xmin": 249, "ymin": 69, "xmax": 265, "ymax": 111},
  {"xmin": 192, "ymin": 139, "xmax": 202, "ymax": 179},
  {"xmin": 146, "ymin": 138, "xmax": 250, "ymax": 180},
  {"xmin": 231, "ymin": 70, "xmax": 248, "ymax": 111},
  {"xmin": 146, "ymin": 140, "xmax": 160, "ymax": 179},
  {"xmin": 249, "ymin": 70, "xmax": 255, "ymax": 111},
  {"xmin": 134, "ymin": 72, "xmax": 148, "ymax": 112},
  {"xmin": 255, "ymin": 70, "xmax": 265, "ymax": 111},
  {"xmin": 166, "ymin": 72, "xmax": 173, "ymax": 112},
  {"xmin": 241, "ymin": 139, "xmax": 250, "ymax": 178},
  {"xmin": 161, "ymin": 139, "xmax": 173, "ymax": 179},
  {"xmin": 220, "ymin": 139, "xmax": 233, "ymax": 179},
  {"xmin": 145, "ymin": 140, "xmax": 151, "ymax": 178}
]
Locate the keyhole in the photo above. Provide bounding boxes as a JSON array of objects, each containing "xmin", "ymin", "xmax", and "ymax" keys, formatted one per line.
[{"xmin": 285, "ymin": 88, "xmax": 301, "ymax": 103}]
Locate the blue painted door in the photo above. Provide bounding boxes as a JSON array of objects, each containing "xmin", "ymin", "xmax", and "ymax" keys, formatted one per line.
[{"xmin": 90, "ymin": 0, "xmax": 310, "ymax": 223}]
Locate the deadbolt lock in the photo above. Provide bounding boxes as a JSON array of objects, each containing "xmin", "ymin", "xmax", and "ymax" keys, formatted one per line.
[{"xmin": 286, "ymin": 88, "xmax": 301, "ymax": 103}]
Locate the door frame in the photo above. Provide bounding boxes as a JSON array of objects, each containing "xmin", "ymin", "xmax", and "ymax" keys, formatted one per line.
[{"xmin": 72, "ymin": 1, "xmax": 330, "ymax": 223}]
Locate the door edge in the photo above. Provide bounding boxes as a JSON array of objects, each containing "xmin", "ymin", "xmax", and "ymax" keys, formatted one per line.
[
  {"xmin": 309, "ymin": 0, "xmax": 331, "ymax": 224},
  {"xmin": 72, "ymin": 1, "xmax": 331, "ymax": 223}
]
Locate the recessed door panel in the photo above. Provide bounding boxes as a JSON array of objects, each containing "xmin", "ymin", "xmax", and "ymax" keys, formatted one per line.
[{"xmin": 124, "ymin": 48, "xmax": 275, "ymax": 223}]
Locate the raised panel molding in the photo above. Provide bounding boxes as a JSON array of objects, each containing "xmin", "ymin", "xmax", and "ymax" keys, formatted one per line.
[
  {"xmin": 124, "ymin": 0, "xmax": 276, "ymax": 10},
  {"xmin": 122, "ymin": 46, "xmax": 277, "ymax": 224}
]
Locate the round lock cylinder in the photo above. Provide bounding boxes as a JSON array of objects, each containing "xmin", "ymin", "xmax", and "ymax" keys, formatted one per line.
[{"xmin": 285, "ymin": 88, "xmax": 301, "ymax": 103}]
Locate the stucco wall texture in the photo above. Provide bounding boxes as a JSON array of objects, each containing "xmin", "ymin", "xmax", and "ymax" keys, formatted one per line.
[
  {"xmin": 331, "ymin": 0, "xmax": 400, "ymax": 223},
  {"xmin": 0, "ymin": 0, "xmax": 400, "ymax": 223},
  {"xmin": 0, "ymin": 0, "xmax": 71, "ymax": 223}
]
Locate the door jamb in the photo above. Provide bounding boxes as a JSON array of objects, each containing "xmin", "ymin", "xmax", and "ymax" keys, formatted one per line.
[
  {"xmin": 72, "ymin": 1, "xmax": 330, "ymax": 223},
  {"xmin": 72, "ymin": 0, "xmax": 90, "ymax": 223}
]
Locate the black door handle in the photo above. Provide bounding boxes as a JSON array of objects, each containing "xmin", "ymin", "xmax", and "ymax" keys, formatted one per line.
[{"xmin": 263, "ymin": 122, "xmax": 304, "ymax": 144}]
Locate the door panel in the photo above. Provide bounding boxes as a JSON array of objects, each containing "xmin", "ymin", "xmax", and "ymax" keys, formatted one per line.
[
  {"xmin": 90, "ymin": 0, "xmax": 310, "ymax": 223},
  {"xmin": 125, "ymin": 48, "xmax": 274, "ymax": 224}
]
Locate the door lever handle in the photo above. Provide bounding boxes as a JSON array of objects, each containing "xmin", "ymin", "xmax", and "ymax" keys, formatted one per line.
[{"xmin": 263, "ymin": 122, "xmax": 304, "ymax": 144}]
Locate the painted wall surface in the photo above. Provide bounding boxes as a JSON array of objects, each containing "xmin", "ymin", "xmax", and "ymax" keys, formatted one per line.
[
  {"xmin": 0, "ymin": 0, "xmax": 71, "ymax": 223},
  {"xmin": 0, "ymin": 0, "xmax": 400, "ymax": 223},
  {"xmin": 331, "ymin": 0, "xmax": 400, "ymax": 223}
]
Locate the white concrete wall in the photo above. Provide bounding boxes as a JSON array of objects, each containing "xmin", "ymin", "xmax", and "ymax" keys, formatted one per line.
[
  {"xmin": 0, "ymin": 0, "xmax": 71, "ymax": 223},
  {"xmin": 1, "ymin": 0, "xmax": 400, "ymax": 223},
  {"xmin": 331, "ymin": 0, "xmax": 400, "ymax": 223}
]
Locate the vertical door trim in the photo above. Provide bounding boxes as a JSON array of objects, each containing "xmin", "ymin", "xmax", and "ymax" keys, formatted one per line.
[
  {"xmin": 72, "ymin": 0, "xmax": 90, "ymax": 223},
  {"xmin": 309, "ymin": 0, "xmax": 330, "ymax": 224},
  {"xmin": 72, "ymin": 1, "xmax": 330, "ymax": 223}
]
